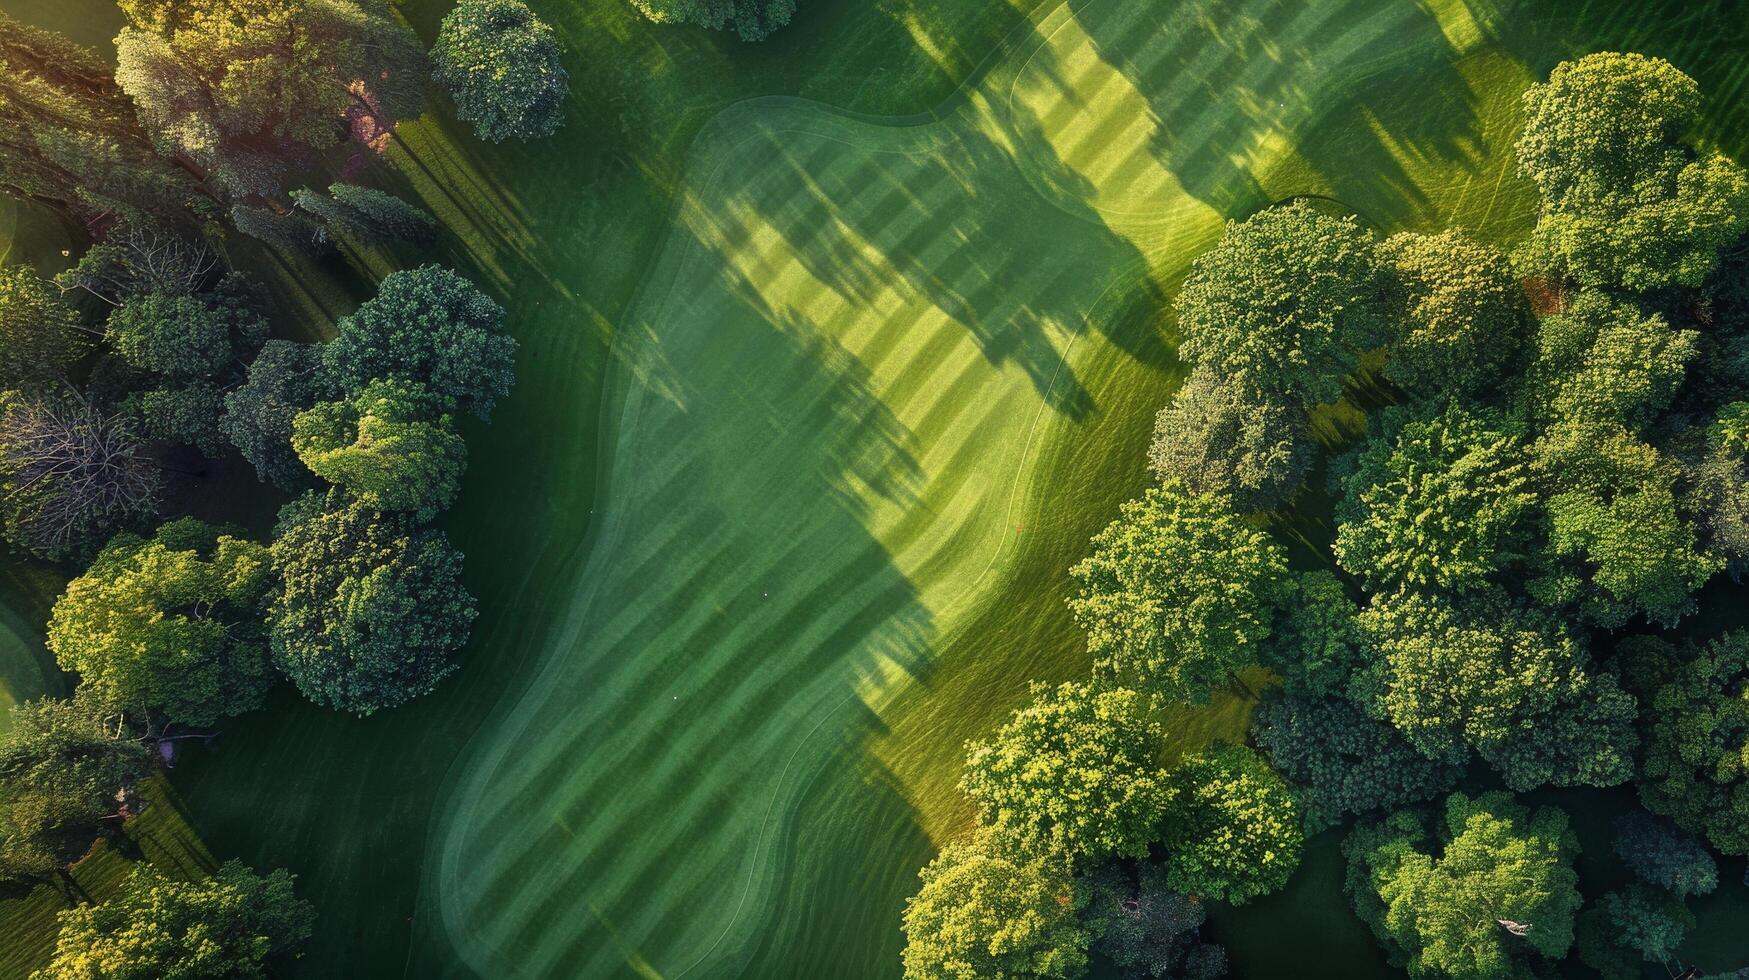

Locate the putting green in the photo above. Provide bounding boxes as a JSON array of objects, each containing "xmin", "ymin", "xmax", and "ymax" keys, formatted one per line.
[{"xmin": 426, "ymin": 0, "xmax": 1524, "ymax": 975}]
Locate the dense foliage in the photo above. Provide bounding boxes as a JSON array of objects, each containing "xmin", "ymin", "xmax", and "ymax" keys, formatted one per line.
[
  {"xmin": 0, "ymin": 266, "xmax": 85, "ymax": 391},
  {"xmin": 433, "ymin": 0, "xmax": 570, "ymax": 143},
  {"xmin": 220, "ymin": 340, "xmax": 325, "ymax": 490},
  {"xmin": 629, "ymin": 0, "xmax": 796, "ymax": 42},
  {"xmin": 1067, "ymin": 483, "xmax": 1288, "ymax": 702},
  {"xmin": 32, "ymin": 860, "xmax": 314, "ymax": 979},
  {"xmin": 900, "ymin": 833, "xmax": 1088, "ymax": 980},
  {"xmin": 1377, "ymin": 230, "xmax": 1521, "ymax": 400},
  {"xmin": 1082, "ymin": 862, "xmax": 1225, "ymax": 980},
  {"xmin": 292, "ymin": 379, "xmax": 466, "ymax": 520},
  {"xmin": 1638, "ymin": 631, "xmax": 1749, "ymax": 854},
  {"xmin": 1147, "ymin": 367, "xmax": 1313, "ymax": 511},
  {"xmin": 1155, "ymin": 744, "xmax": 1302, "ymax": 904}
]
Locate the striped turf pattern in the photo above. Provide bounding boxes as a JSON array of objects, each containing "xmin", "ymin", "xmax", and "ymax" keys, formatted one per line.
[{"xmin": 425, "ymin": 0, "xmax": 1510, "ymax": 976}]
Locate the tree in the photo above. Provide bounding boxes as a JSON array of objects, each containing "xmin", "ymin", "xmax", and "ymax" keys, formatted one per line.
[
  {"xmin": 292, "ymin": 379, "xmax": 467, "ymax": 520},
  {"xmin": 1614, "ymin": 812, "xmax": 1718, "ymax": 898},
  {"xmin": 1251, "ymin": 692, "xmax": 1459, "ymax": 834},
  {"xmin": 54, "ymin": 226, "xmax": 219, "ymax": 306},
  {"xmin": 228, "ymin": 205, "xmax": 329, "ymax": 255},
  {"xmin": 132, "ymin": 380, "xmax": 227, "ymax": 456},
  {"xmin": 1082, "ymin": 861, "xmax": 1225, "ymax": 980},
  {"xmin": 0, "ymin": 265, "xmax": 84, "ymax": 390},
  {"xmin": 105, "ymin": 276, "xmax": 267, "ymax": 380},
  {"xmin": 322, "ymin": 265, "xmax": 517, "ymax": 421},
  {"xmin": 269, "ymin": 491, "xmax": 476, "ymax": 715},
  {"xmin": 1173, "ymin": 201, "xmax": 1388, "ymax": 407},
  {"xmin": 47, "ymin": 518, "xmax": 274, "ymax": 728},
  {"xmin": 220, "ymin": 340, "xmax": 325, "ymax": 490},
  {"xmin": 1528, "ymin": 421, "xmax": 1718, "ymax": 629},
  {"xmin": 1146, "ymin": 367, "xmax": 1313, "ymax": 512},
  {"xmin": 1639, "ymin": 631, "xmax": 1749, "ymax": 855},
  {"xmin": 1332, "ymin": 403, "xmax": 1535, "ymax": 594},
  {"xmin": 113, "ymin": 0, "xmax": 425, "ymax": 198},
  {"xmin": 31, "ymin": 860, "xmax": 315, "ymax": 979},
  {"xmin": 1378, "ymin": 230, "xmax": 1521, "ymax": 401},
  {"xmin": 1356, "ymin": 589, "xmax": 1636, "ymax": 791},
  {"xmin": 293, "ymin": 183, "xmax": 438, "ymax": 245},
  {"xmin": 1156, "ymin": 744, "xmax": 1302, "ymax": 905},
  {"xmin": 1515, "ymin": 52, "xmax": 1749, "ymax": 291},
  {"xmin": 1256, "ymin": 570, "xmax": 1368, "ymax": 700},
  {"xmin": 0, "ymin": 695, "xmax": 152, "ymax": 885},
  {"xmin": 1524, "ymin": 290, "xmax": 1696, "ymax": 430},
  {"xmin": 0, "ymin": 11, "xmax": 207, "ymax": 227},
  {"xmin": 1345, "ymin": 792, "xmax": 1579, "ymax": 979},
  {"xmin": 628, "ymin": 0, "xmax": 796, "ymax": 42},
  {"xmin": 1576, "ymin": 885, "xmax": 1693, "ymax": 980},
  {"xmin": 1067, "ymin": 483, "xmax": 1289, "ymax": 702},
  {"xmin": 960, "ymin": 682, "xmax": 1167, "ymax": 863},
  {"xmin": 432, "ymin": 0, "xmax": 569, "ymax": 143},
  {"xmin": 900, "ymin": 832, "xmax": 1089, "ymax": 980},
  {"xmin": 0, "ymin": 392, "xmax": 160, "ymax": 561}
]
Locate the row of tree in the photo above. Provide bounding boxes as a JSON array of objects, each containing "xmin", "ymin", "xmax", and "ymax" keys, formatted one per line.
[{"xmin": 899, "ymin": 51, "xmax": 1749, "ymax": 980}]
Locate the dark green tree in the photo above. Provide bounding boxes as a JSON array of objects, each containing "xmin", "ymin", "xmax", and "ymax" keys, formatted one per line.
[
  {"xmin": 1524, "ymin": 290, "xmax": 1696, "ymax": 430},
  {"xmin": 900, "ymin": 831, "xmax": 1089, "ymax": 980},
  {"xmin": 269, "ymin": 491, "xmax": 476, "ymax": 715},
  {"xmin": 46, "ymin": 518, "xmax": 274, "ymax": 728},
  {"xmin": 1256, "ymin": 570, "xmax": 1369, "ymax": 700},
  {"xmin": 1068, "ymin": 483, "xmax": 1289, "ymax": 703},
  {"xmin": 1516, "ymin": 52, "xmax": 1749, "ymax": 291},
  {"xmin": 629, "ymin": 0, "xmax": 796, "ymax": 41},
  {"xmin": 960, "ymin": 682, "xmax": 1167, "ymax": 863},
  {"xmin": 1639, "ymin": 631, "xmax": 1749, "ymax": 855},
  {"xmin": 1082, "ymin": 861, "xmax": 1225, "ymax": 980},
  {"xmin": 292, "ymin": 379, "xmax": 466, "ymax": 520},
  {"xmin": 1147, "ymin": 367, "xmax": 1313, "ymax": 512},
  {"xmin": 293, "ymin": 183, "xmax": 438, "ymax": 245},
  {"xmin": 1174, "ymin": 201, "xmax": 1388, "ymax": 407},
  {"xmin": 1378, "ymin": 230, "xmax": 1521, "ymax": 401},
  {"xmin": 432, "ymin": 0, "xmax": 569, "ymax": 143},
  {"xmin": 1614, "ymin": 812, "xmax": 1718, "ymax": 898},
  {"xmin": 0, "ymin": 265, "xmax": 85, "ymax": 390},
  {"xmin": 32, "ymin": 860, "xmax": 315, "ymax": 979},
  {"xmin": 322, "ymin": 265, "xmax": 517, "ymax": 420},
  {"xmin": 220, "ymin": 340, "xmax": 325, "ymax": 490},
  {"xmin": 0, "ymin": 695, "xmax": 152, "ymax": 885},
  {"xmin": 1156, "ymin": 744, "xmax": 1302, "ymax": 905},
  {"xmin": 1576, "ymin": 885, "xmax": 1693, "ymax": 980}
]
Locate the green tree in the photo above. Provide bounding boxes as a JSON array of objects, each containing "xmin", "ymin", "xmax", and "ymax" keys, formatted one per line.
[
  {"xmin": 32, "ymin": 860, "xmax": 315, "ymax": 979},
  {"xmin": 228, "ymin": 204, "xmax": 329, "ymax": 255},
  {"xmin": 0, "ymin": 392, "xmax": 160, "ymax": 562},
  {"xmin": 133, "ymin": 381, "xmax": 226, "ymax": 456},
  {"xmin": 629, "ymin": 0, "xmax": 796, "ymax": 41},
  {"xmin": 292, "ymin": 379, "xmax": 466, "ymax": 520},
  {"xmin": 1357, "ymin": 589, "xmax": 1636, "ymax": 791},
  {"xmin": 1378, "ymin": 230, "xmax": 1521, "ymax": 400},
  {"xmin": 1614, "ymin": 812, "xmax": 1718, "ymax": 898},
  {"xmin": 0, "ymin": 11, "xmax": 207, "ymax": 226},
  {"xmin": 293, "ymin": 183, "xmax": 438, "ymax": 245},
  {"xmin": 1068, "ymin": 483, "xmax": 1289, "ymax": 702},
  {"xmin": 1174, "ymin": 201, "xmax": 1388, "ymax": 407},
  {"xmin": 432, "ymin": 0, "xmax": 569, "ymax": 143},
  {"xmin": 1157, "ymin": 744, "xmax": 1302, "ymax": 905},
  {"xmin": 1516, "ymin": 52, "xmax": 1749, "ymax": 291},
  {"xmin": 1333, "ymin": 403, "xmax": 1535, "ymax": 594},
  {"xmin": 900, "ymin": 832, "xmax": 1089, "ymax": 980},
  {"xmin": 960, "ymin": 682, "xmax": 1167, "ymax": 863},
  {"xmin": 0, "ymin": 695, "xmax": 151, "ymax": 884},
  {"xmin": 1576, "ymin": 885, "xmax": 1693, "ymax": 980},
  {"xmin": 1529, "ymin": 421, "xmax": 1718, "ymax": 628},
  {"xmin": 221, "ymin": 340, "xmax": 325, "ymax": 490},
  {"xmin": 0, "ymin": 265, "xmax": 85, "ymax": 390},
  {"xmin": 1251, "ymin": 692, "xmax": 1459, "ymax": 834},
  {"xmin": 105, "ymin": 277, "xmax": 267, "ymax": 380},
  {"xmin": 322, "ymin": 265, "xmax": 517, "ymax": 420},
  {"xmin": 1524, "ymin": 290, "xmax": 1696, "ymax": 430},
  {"xmin": 1639, "ymin": 631, "xmax": 1749, "ymax": 854},
  {"xmin": 47, "ymin": 518, "xmax": 274, "ymax": 727},
  {"xmin": 1082, "ymin": 861, "xmax": 1225, "ymax": 980},
  {"xmin": 1147, "ymin": 367, "xmax": 1313, "ymax": 512},
  {"xmin": 269, "ymin": 491, "xmax": 476, "ymax": 715},
  {"xmin": 113, "ymin": 0, "xmax": 425, "ymax": 198},
  {"xmin": 1256, "ymin": 570, "xmax": 1369, "ymax": 700},
  {"xmin": 1344, "ymin": 792, "xmax": 1580, "ymax": 980}
]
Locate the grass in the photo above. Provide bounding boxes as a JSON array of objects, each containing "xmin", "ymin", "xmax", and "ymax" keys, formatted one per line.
[{"xmin": 5, "ymin": 0, "xmax": 1749, "ymax": 977}]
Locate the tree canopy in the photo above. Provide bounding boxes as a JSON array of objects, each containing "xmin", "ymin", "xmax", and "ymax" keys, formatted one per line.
[
  {"xmin": 1082, "ymin": 861, "xmax": 1225, "ymax": 980},
  {"xmin": 31, "ymin": 860, "xmax": 315, "ymax": 979},
  {"xmin": 900, "ymin": 833, "xmax": 1089, "ymax": 980},
  {"xmin": 322, "ymin": 265, "xmax": 517, "ymax": 421},
  {"xmin": 0, "ymin": 265, "xmax": 85, "ymax": 391},
  {"xmin": 1613, "ymin": 811, "xmax": 1718, "ymax": 898},
  {"xmin": 960, "ymin": 681, "xmax": 1167, "ymax": 863},
  {"xmin": 628, "ymin": 0, "xmax": 796, "ymax": 42},
  {"xmin": 432, "ymin": 0, "xmax": 570, "ymax": 143},
  {"xmin": 221, "ymin": 340, "xmax": 325, "ymax": 490},
  {"xmin": 269, "ymin": 491, "xmax": 476, "ymax": 715},
  {"xmin": 1639, "ymin": 631, "xmax": 1749, "ymax": 855},
  {"xmin": 1515, "ymin": 52, "xmax": 1749, "ymax": 291},
  {"xmin": 0, "ymin": 392, "xmax": 160, "ymax": 562},
  {"xmin": 1068, "ymin": 483, "xmax": 1288, "ymax": 702},
  {"xmin": 1256, "ymin": 570, "xmax": 1369, "ymax": 700},
  {"xmin": 1174, "ymin": 201, "xmax": 1388, "ymax": 407},
  {"xmin": 292, "ymin": 379, "xmax": 466, "ymax": 520},
  {"xmin": 1147, "ymin": 366, "xmax": 1313, "ymax": 512},
  {"xmin": 47, "ymin": 518, "xmax": 274, "ymax": 727},
  {"xmin": 1378, "ymin": 230, "xmax": 1521, "ymax": 400},
  {"xmin": 1156, "ymin": 744, "xmax": 1302, "ymax": 905}
]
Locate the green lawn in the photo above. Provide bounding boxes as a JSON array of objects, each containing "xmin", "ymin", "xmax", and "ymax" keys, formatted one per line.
[{"xmin": 6, "ymin": 0, "xmax": 1749, "ymax": 977}]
